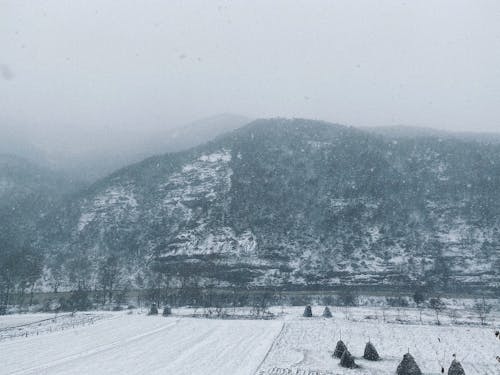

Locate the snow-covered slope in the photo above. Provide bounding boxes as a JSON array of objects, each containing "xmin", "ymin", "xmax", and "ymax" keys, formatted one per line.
[{"xmin": 40, "ymin": 119, "xmax": 500, "ymax": 291}]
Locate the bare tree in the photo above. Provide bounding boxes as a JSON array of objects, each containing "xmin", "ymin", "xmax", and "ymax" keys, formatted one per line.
[
  {"xmin": 429, "ymin": 297, "xmax": 446, "ymax": 325},
  {"xmin": 413, "ymin": 288, "xmax": 426, "ymax": 323},
  {"xmin": 250, "ymin": 290, "xmax": 273, "ymax": 317},
  {"xmin": 98, "ymin": 255, "xmax": 121, "ymax": 304},
  {"xmin": 448, "ymin": 308, "xmax": 459, "ymax": 325},
  {"xmin": 473, "ymin": 297, "xmax": 492, "ymax": 325},
  {"xmin": 0, "ymin": 245, "xmax": 43, "ymax": 308}
]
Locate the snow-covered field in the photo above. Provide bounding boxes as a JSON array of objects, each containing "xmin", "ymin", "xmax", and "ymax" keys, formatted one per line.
[
  {"xmin": 0, "ymin": 312, "xmax": 108, "ymax": 340},
  {"xmin": 1, "ymin": 311, "xmax": 282, "ymax": 375},
  {"xmin": 1, "ymin": 306, "xmax": 498, "ymax": 375},
  {"xmin": 259, "ymin": 307, "xmax": 499, "ymax": 375}
]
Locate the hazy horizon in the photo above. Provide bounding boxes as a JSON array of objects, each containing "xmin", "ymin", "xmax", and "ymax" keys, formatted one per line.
[{"xmin": 2, "ymin": 0, "xmax": 500, "ymax": 156}]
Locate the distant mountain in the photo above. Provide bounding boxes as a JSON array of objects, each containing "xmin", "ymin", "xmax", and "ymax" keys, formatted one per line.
[
  {"xmin": 49, "ymin": 114, "xmax": 253, "ymax": 182},
  {"xmin": 0, "ymin": 154, "xmax": 78, "ymax": 249},
  {"xmin": 39, "ymin": 119, "xmax": 500, "ymax": 293},
  {"xmin": 143, "ymin": 113, "xmax": 253, "ymax": 154}
]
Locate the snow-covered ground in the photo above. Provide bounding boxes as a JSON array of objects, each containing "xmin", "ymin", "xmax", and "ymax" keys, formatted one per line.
[
  {"xmin": 259, "ymin": 307, "xmax": 499, "ymax": 375},
  {"xmin": 1, "ymin": 306, "xmax": 498, "ymax": 375},
  {"xmin": 0, "ymin": 312, "xmax": 109, "ymax": 340},
  {"xmin": 1, "ymin": 311, "xmax": 282, "ymax": 375}
]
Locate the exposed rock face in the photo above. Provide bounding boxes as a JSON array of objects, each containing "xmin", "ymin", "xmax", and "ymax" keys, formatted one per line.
[{"xmin": 31, "ymin": 119, "xmax": 500, "ymax": 291}]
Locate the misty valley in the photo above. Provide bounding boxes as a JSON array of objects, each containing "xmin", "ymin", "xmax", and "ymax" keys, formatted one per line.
[{"xmin": 2, "ymin": 1, "xmax": 500, "ymax": 374}]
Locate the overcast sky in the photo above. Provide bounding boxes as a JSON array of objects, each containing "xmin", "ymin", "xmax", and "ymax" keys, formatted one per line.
[{"xmin": 1, "ymin": 0, "xmax": 499, "ymax": 152}]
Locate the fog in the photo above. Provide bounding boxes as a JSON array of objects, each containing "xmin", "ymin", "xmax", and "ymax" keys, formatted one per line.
[{"xmin": 1, "ymin": 0, "xmax": 499, "ymax": 158}]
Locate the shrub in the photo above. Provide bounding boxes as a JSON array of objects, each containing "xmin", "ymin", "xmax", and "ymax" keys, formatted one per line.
[
  {"xmin": 59, "ymin": 288, "xmax": 92, "ymax": 311},
  {"xmin": 337, "ymin": 291, "xmax": 358, "ymax": 307},
  {"xmin": 387, "ymin": 296, "xmax": 409, "ymax": 307}
]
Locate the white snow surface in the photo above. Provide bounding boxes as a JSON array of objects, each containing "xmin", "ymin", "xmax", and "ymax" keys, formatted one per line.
[
  {"xmin": 2, "ymin": 306, "xmax": 499, "ymax": 375},
  {"xmin": 1, "ymin": 312, "xmax": 281, "ymax": 375},
  {"xmin": 259, "ymin": 307, "xmax": 499, "ymax": 374}
]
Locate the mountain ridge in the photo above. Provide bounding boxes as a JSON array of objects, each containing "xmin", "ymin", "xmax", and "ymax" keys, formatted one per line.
[
  {"xmin": 34, "ymin": 118, "xmax": 500, "ymax": 293},
  {"xmin": 363, "ymin": 125, "xmax": 500, "ymax": 144}
]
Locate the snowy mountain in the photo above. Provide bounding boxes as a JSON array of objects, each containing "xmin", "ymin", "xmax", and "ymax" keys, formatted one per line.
[{"xmin": 39, "ymin": 119, "xmax": 500, "ymax": 292}]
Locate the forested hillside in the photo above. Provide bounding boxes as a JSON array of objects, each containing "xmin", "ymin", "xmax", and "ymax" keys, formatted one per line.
[{"xmin": 27, "ymin": 119, "xmax": 500, "ymax": 296}]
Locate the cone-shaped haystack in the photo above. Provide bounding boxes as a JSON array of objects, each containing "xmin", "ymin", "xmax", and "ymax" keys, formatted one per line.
[
  {"xmin": 303, "ymin": 305, "xmax": 313, "ymax": 317},
  {"xmin": 448, "ymin": 359, "xmax": 465, "ymax": 375},
  {"xmin": 162, "ymin": 306, "xmax": 171, "ymax": 316},
  {"xmin": 148, "ymin": 303, "xmax": 158, "ymax": 315},
  {"xmin": 340, "ymin": 349, "xmax": 358, "ymax": 369},
  {"xmin": 322, "ymin": 306, "xmax": 332, "ymax": 318},
  {"xmin": 333, "ymin": 340, "xmax": 347, "ymax": 358},
  {"xmin": 363, "ymin": 341, "xmax": 380, "ymax": 361},
  {"xmin": 396, "ymin": 353, "xmax": 422, "ymax": 375}
]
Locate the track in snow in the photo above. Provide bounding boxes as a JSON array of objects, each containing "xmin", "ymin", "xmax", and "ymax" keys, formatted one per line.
[
  {"xmin": 3, "ymin": 307, "xmax": 499, "ymax": 375},
  {"xmin": 257, "ymin": 308, "xmax": 499, "ymax": 375},
  {"xmin": 1, "ymin": 313, "xmax": 282, "ymax": 375}
]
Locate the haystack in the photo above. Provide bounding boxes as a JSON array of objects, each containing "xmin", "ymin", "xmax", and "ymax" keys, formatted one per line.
[
  {"xmin": 339, "ymin": 349, "xmax": 358, "ymax": 369},
  {"xmin": 322, "ymin": 306, "xmax": 332, "ymax": 318},
  {"xmin": 148, "ymin": 303, "xmax": 158, "ymax": 315},
  {"xmin": 162, "ymin": 306, "xmax": 171, "ymax": 316},
  {"xmin": 303, "ymin": 305, "xmax": 313, "ymax": 317},
  {"xmin": 363, "ymin": 341, "xmax": 380, "ymax": 361},
  {"xmin": 333, "ymin": 340, "xmax": 347, "ymax": 358},
  {"xmin": 396, "ymin": 353, "xmax": 422, "ymax": 375},
  {"xmin": 448, "ymin": 359, "xmax": 465, "ymax": 375}
]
